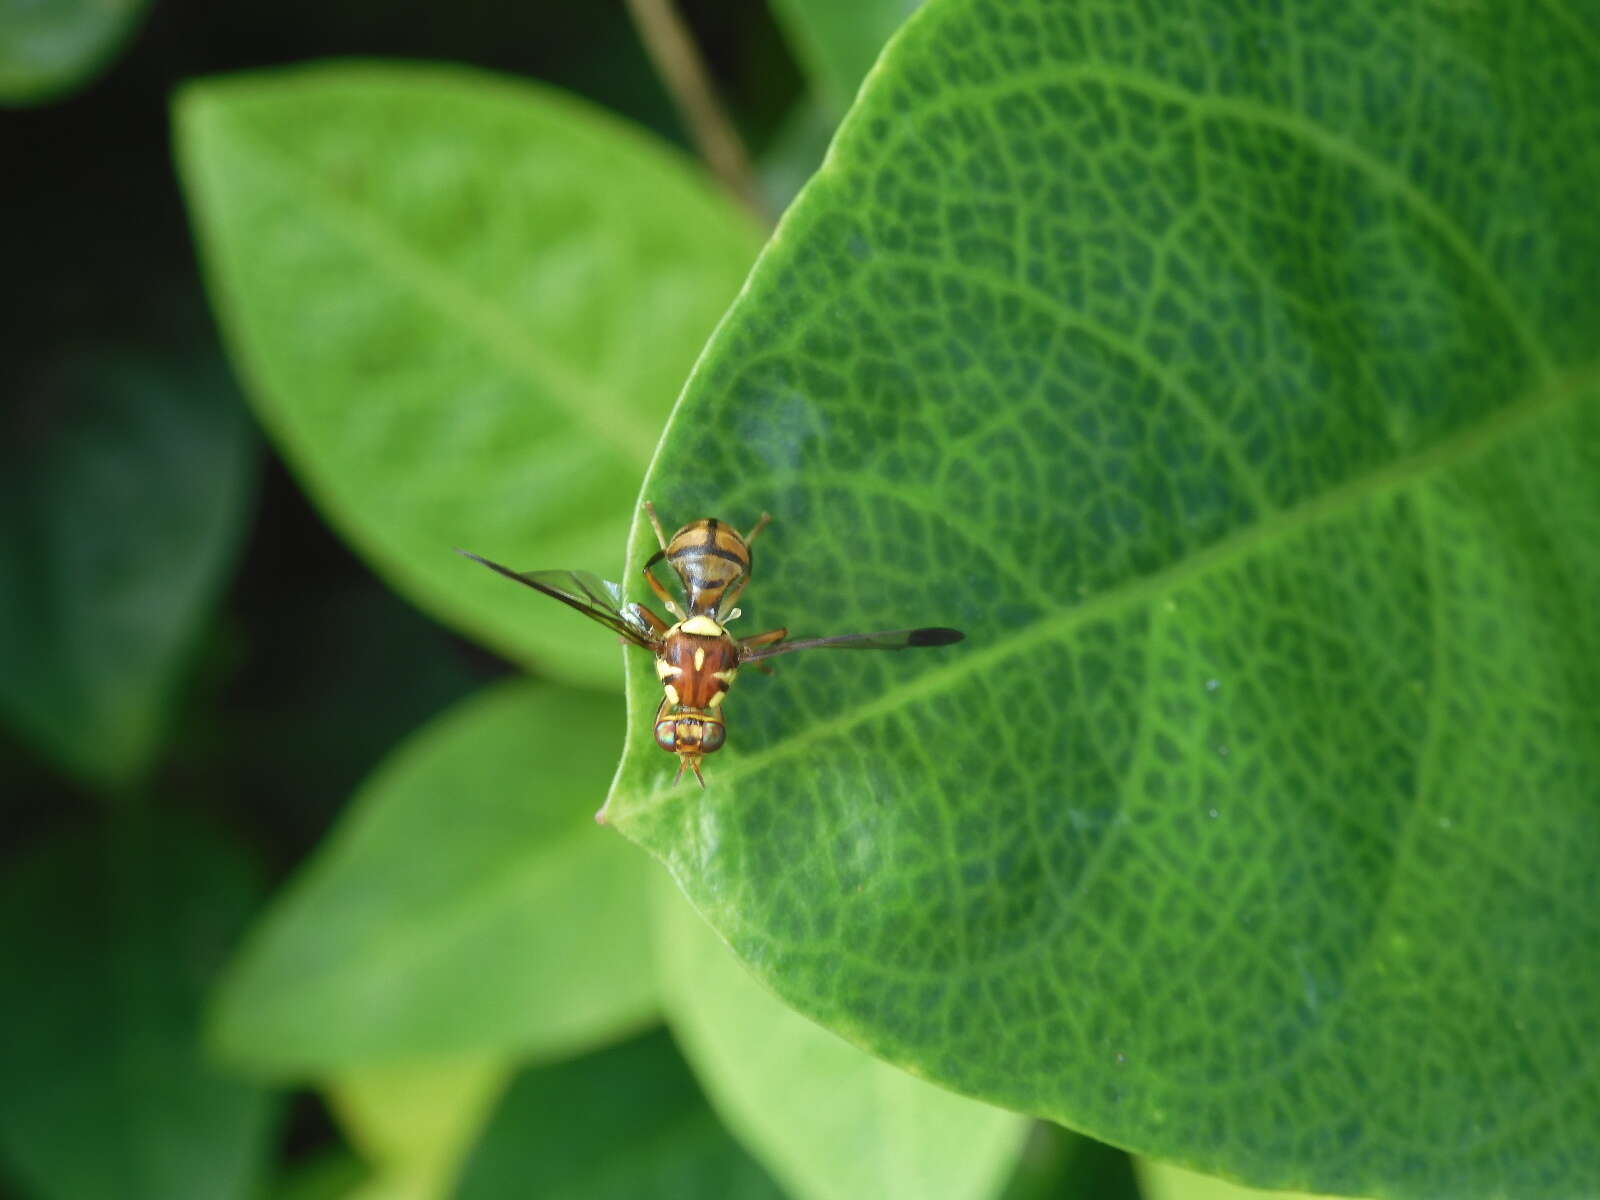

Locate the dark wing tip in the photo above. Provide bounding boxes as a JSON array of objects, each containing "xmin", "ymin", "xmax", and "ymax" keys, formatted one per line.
[
  {"xmin": 909, "ymin": 627, "xmax": 964, "ymax": 647},
  {"xmin": 455, "ymin": 548, "xmax": 521, "ymax": 581}
]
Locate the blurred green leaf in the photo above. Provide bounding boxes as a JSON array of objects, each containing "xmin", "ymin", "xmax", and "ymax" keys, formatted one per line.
[
  {"xmin": 769, "ymin": 0, "xmax": 922, "ymax": 115},
  {"xmin": 0, "ymin": 814, "xmax": 280, "ymax": 1200},
  {"xmin": 265, "ymin": 1151, "xmax": 368, "ymax": 1200},
  {"xmin": 605, "ymin": 0, "xmax": 1600, "ymax": 1195},
  {"xmin": 757, "ymin": 96, "xmax": 836, "ymax": 216},
  {"xmin": 656, "ymin": 872, "xmax": 1028, "ymax": 1200},
  {"xmin": 0, "ymin": 0, "xmax": 150, "ymax": 105},
  {"xmin": 211, "ymin": 679, "xmax": 655, "ymax": 1077},
  {"xmin": 999, "ymin": 1124, "xmax": 1143, "ymax": 1200},
  {"xmin": 455, "ymin": 1028, "xmax": 784, "ymax": 1200},
  {"xmin": 1138, "ymin": 1159, "xmax": 1332, "ymax": 1200},
  {"xmin": 328, "ymin": 1055, "xmax": 508, "ymax": 1200},
  {"xmin": 174, "ymin": 63, "xmax": 761, "ymax": 690},
  {"xmin": 0, "ymin": 348, "xmax": 256, "ymax": 790}
]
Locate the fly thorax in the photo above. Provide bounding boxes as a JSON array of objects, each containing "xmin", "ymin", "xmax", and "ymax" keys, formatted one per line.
[{"xmin": 658, "ymin": 618, "xmax": 740, "ymax": 710}]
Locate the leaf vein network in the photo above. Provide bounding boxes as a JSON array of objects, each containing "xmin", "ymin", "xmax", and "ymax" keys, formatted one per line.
[{"xmin": 860, "ymin": 61, "xmax": 1555, "ymax": 380}]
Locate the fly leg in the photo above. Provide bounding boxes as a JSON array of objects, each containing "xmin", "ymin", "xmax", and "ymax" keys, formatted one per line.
[
  {"xmin": 743, "ymin": 511, "xmax": 772, "ymax": 545},
  {"xmin": 739, "ymin": 627, "xmax": 787, "ymax": 676},
  {"xmin": 640, "ymin": 502, "xmax": 684, "ymax": 619},
  {"xmin": 642, "ymin": 566, "xmax": 683, "ymax": 620},
  {"xmin": 629, "ymin": 603, "xmax": 671, "ymax": 641}
]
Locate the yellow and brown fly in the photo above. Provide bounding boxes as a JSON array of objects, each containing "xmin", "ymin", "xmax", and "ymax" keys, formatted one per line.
[{"xmin": 460, "ymin": 503, "xmax": 963, "ymax": 785}]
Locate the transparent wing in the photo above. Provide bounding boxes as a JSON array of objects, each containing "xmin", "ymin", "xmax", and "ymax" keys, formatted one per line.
[
  {"xmin": 457, "ymin": 550, "xmax": 659, "ymax": 650},
  {"xmin": 740, "ymin": 627, "xmax": 963, "ymax": 662}
]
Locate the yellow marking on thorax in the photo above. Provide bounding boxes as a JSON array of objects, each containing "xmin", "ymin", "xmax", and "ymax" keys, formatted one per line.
[
  {"xmin": 663, "ymin": 683, "xmax": 681, "ymax": 705},
  {"xmin": 681, "ymin": 615, "xmax": 724, "ymax": 637},
  {"xmin": 693, "ymin": 647, "xmax": 706, "ymax": 670},
  {"xmin": 708, "ymin": 691, "xmax": 725, "ymax": 709},
  {"xmin": 656, "ymin": 659, "xmax": 682, "ymax": 679}
]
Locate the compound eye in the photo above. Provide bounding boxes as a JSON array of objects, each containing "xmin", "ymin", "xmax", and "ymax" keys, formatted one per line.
[
  {"xmin": 654, "ymin": 720, "xmax": 677, "ymax": 752},
  {"xmin": 701, "ymin": 722, "xmax": 725, "ymax": 752}
]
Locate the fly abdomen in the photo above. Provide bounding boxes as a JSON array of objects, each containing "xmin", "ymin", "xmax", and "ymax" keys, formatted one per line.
[{"xmin": 663, "ymin": 518, "xmax": 752, "ymax": 617}]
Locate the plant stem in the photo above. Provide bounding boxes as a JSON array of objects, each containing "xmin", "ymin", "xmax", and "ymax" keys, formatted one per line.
[{"xmin": 623, "ymin": 0, "xmax": 768, "ymax": 222}]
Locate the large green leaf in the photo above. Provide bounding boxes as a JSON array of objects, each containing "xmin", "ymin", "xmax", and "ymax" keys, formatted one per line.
[
  {"xmin": 603, "ymin": 0, "xmax": 1600, "ymax": 1195},
  {"xmin": 0, "ymin": 815, "xmax": 279, "ymax": 1200},
  {"xmin": 0, "ymin": 0, "xmax": 150, "ymax": 105},
  {"xmin": 656, "ymin": 872, "xmax": 1028, "ymax": 1200},
  {"xmin": 0, "ymin": 347, "xmax": 256, "ymax": 789},
  {"xmin": 210, "ymin": 679, "xmax": 656, "ymax": 1077},
  {"xmin": 175, "ymin": 63, "xmax": 760, "ymax": 689},
  {"xmin": 454, "ymin": 1028, "xmax": 784, "ymax": 1200}
]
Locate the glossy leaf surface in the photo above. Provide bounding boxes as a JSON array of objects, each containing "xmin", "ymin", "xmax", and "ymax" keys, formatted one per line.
[
  {"xmin": 175, "ymin": 63, "xmax": 760, "ymax": 688},
  {"xmin": 0, "ymin": 0, "xmax": 149, "ymax": 104},
  {"xmin": 0, "ymin": 348, "xmax": 255, "ymax": 789},
  {"xmin": 657, "ymin": 873, "xmax": 1028, "ymax": 1200},
  {"xmin": 0, "ymin": 816, "xmax": 278, "ymax": 1200},
  {"xmin": 455, "ymin": 1029, "xmax": 784, "ymax": 1200},
  {"xmin": 605, "ymin": 0, "xmax": 1600, "ymax": 1195},
  {"xmin": 211, "ymin": 680, "xmax": 656, "ymax": 1076}
]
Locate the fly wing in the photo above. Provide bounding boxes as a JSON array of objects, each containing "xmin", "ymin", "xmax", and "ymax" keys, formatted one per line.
[
  {"xmin": 457, "ymin": 550, "xmax": 658, "ymax": 649},
  {"xmin": 740, "ymin": 626, "xmax": 963, "ymax": 662}
]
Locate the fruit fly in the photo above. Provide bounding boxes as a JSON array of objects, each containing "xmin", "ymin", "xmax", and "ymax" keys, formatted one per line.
[{"xmin": 459, "ymin": 503, "xmax": 964, "ymax": 785}]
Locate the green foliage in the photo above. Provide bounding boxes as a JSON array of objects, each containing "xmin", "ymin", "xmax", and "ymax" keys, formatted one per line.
[
  {"xmin": 999, "ymin": 1123, "xmax": 1144, "ymax": 1200},
  {"xmin": 264, "ymin": 1153, "xmax": 368, "ymax": 1200},
  {"xmin": 1139, "ymin": 1159, "xmax": 1332, "ymax": 1200},
  {"xmin": 454, "ymin": 1029, "xmax": 785, "ymax": 1200},
  {"xmin": 605, "ymin": 0, "xmax": 1600, "ymax": 1196},
  {"xmin": 769, "ymin": 0, "xmax": 923, "ymax": 115},
  {"xmin": 16, "ymin": 0, "xmax": 1594, "ymax": 1193},
  {"xmin": 174, "ymin": 63, "xmax": 761, "ymax": 690},
  {"xmin": 0, "ymin": 0, "xmax": 150, "ymax": 104},
  {"xmin": 210, "ymin": 680, "xmax": 656, "ymax": 1077},
  {"xmin": 657, "ymin": 873, "xmax": 1028, "ymax": 1200},
  {"xmin": 0, "ymin": 815, "xmax": 279, "ymax": 1200},
  {"xmin": 0, "ymin": 349, "xmax": 256, "ymax": 790},
  {"xmin": 328, "ymin": 1057, "xmax": 508, "ymax": 1200}
]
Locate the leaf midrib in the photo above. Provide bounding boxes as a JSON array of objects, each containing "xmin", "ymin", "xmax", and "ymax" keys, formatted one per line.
[
  {"xmin": 198, "ymin": 97, "xmax": 657, "ymax": 463},
  {"xmin": 615, "ymin": 365, "xmax": 1592, "ymax": 814}
]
